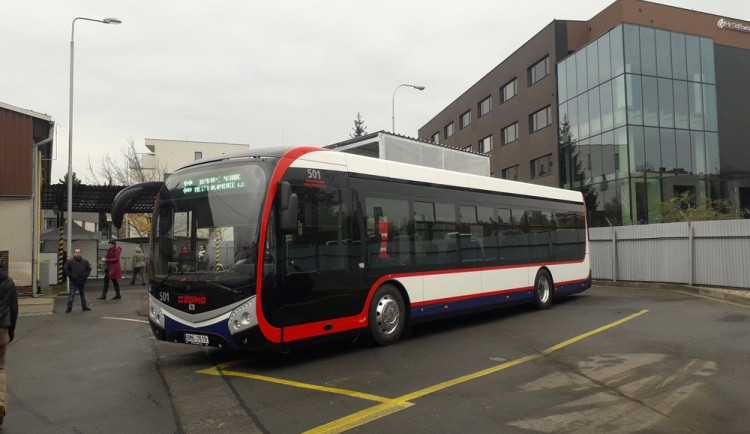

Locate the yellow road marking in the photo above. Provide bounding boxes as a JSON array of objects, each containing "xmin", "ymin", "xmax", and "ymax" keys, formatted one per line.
[
  {"xmin": 197, "ymin": 365, "xmax": 395, "ymax": 404},
  {"xmin": 305, "ymin": 309, "xmax": 650, "ymax": 433},
  {"xmin": 192, "ymin": 309, "xmax": 650, "ymax": 433},
  {"xmin": 102, "ymin": 316, "xmax": 149, "ymax": 324}
]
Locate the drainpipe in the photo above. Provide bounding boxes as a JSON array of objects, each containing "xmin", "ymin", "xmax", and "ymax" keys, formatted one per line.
[{"xmin": 31, "ymin": 128, "xmax": 53, "ymax": 297}]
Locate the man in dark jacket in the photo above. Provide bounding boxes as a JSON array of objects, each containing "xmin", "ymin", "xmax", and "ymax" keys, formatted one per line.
[
  {"xmin": 0, "ymin": 270, "xmax": 19, "ymax": 425},
  {"xmin": 63, "ymin": 248, "xmax": 92, "ymax": 313}
]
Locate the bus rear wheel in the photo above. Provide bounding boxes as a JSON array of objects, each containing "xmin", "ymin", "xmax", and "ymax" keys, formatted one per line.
[
  {"xmin": 534, "ymin": 269, "xmax": 553, "ymax": 310},
  {"xmin": 368, "ymin": 284, "xmax": 405, "ymax": 346}
]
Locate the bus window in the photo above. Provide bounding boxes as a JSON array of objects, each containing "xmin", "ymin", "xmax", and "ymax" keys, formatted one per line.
[
  {"xmin": 365, "ymin": 195, "xmax": 412, "ymax": 268},
  {"xmin": 499, "ymin": 209, "xmax": 530, "ymax": 264},
  {"xmin": 458, "ymin": 205, "xmax": 484, "ymax": 263},
  {"xmin": 432, "ymin": 202, "xmax": 458, "ymax": 265}
]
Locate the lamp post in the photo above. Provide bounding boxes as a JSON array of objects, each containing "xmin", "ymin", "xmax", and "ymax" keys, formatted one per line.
[
  {"xmin": 392, "ymin": 84, "xmax": 425, "ymax": 133},
  {"xmin": 67, "ymin": 16, "xmax": 121, "ymax": 289}
]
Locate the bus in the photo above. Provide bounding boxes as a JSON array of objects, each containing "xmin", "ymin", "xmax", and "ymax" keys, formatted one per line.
[{"xmin": 112, "ymin": 146, "xmax": 590, "ymax": 350}]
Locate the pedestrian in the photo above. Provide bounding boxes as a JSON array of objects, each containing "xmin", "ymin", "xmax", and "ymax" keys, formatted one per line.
[
  {"xmin": 197, "ymin": 244, "xmax": 206, "ymax": 270},
  {"xmin": 130, "ymin": 247, "xmax": 146, "ymax": 285},
  {"xmin": 64, "ymin": 248, "xmax": 92, "ymax": 312},
  {"xmin": 0, "ymin": 271, "xmax": 19, "ymax": 426},
  {"xmin": 98, "ymin": 239, "xmax": 122, "ymax": 300}
]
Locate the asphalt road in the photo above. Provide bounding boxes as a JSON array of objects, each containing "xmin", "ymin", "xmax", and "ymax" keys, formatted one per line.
[{"xmin": 6, "ymin": 282, "xmax": 750, "ymax": 433}]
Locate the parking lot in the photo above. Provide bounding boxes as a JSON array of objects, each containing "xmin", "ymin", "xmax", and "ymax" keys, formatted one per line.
[{"xmin": 9, "ymin": 283, "xmax": 750, "ymax": 433}]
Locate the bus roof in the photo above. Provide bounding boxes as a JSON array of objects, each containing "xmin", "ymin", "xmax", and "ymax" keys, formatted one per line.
[{"xmin": 173, "ymin": 146, "xmax": 583, "ymax": 204}]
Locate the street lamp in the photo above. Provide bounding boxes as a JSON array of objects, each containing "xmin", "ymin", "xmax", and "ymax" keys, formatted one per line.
[
  {"xmin": 392, "ymin": 84, "xmax": 425, "ymax": 133},
  {"xmin": 67, "ymin": 16, "xmax": 121, "ymax": 290}
]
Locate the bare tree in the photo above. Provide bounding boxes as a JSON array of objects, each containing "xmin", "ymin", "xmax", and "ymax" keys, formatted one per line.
[
  {"xmin": 86, "ymin": 138, "xmax": 166, "ymax": 185},
  {"xmin": 86, "ymin": 138, "xmax": 168, "ymax": 237}
]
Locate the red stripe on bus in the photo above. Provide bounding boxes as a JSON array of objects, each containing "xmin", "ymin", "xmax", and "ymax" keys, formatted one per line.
[{"xmin": 255, "ymin": 146, "xmax": 330, "ymax": 343}]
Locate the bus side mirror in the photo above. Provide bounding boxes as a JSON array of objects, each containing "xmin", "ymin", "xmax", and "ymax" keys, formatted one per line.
[{"xmin": 278, "ymin": 182, "xmax": 298, "ymax": 234}]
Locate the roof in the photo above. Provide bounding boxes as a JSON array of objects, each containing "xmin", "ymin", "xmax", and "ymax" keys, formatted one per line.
[
  {"xmin": 41, "ymin": 184, "xmax": 157, "ymax": 214},
  {"xmin": 0, "ymin": 100, "xmax": 53, "ymax": 122}
]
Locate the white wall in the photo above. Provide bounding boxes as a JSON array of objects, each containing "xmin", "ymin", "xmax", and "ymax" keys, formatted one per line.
[{"xmin": 0, "ymin": 198, "xmax": 33, "ymax": 286}]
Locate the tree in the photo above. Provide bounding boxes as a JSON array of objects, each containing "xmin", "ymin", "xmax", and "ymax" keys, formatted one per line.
[
  {"xmin": 86, "ymin": 138, "xmax": 168, "ymax": 238},
  {"xmin": 653, "ymin": 192, "xmax": 743, "ymax": 223},
  {"xmin": 57, "ymin": 171, "xmax": 82, "ymax": 185},
  {"xmin": 350, "ymin": 112, "xmax": 368, "ymax": 138}
]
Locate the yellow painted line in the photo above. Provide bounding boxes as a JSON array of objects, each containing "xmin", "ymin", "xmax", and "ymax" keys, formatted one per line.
[
  {"xmin": 102, "ymin": 316, "xmax": 149, "ymax": 324},
  {"xmin": 197, "ymin": 365, "xmax": 395, "ymax": 404},
  {"xmin": 542, "ymin": 309, "xmax": 649, "ymax": 355},
  {"xmin": 304, "ymin": 309, "xmax": 650, "ymax": 434}
]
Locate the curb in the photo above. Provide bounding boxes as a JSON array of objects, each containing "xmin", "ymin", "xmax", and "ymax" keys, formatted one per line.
[{"xmin": 593, "ymin": 280, "xmax": 750, "ymax": 306}]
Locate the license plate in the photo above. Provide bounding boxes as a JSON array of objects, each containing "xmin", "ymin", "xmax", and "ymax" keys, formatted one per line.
[{"xmin": 184, "ymin": 333, "xmax": 209, "ymax": 345}]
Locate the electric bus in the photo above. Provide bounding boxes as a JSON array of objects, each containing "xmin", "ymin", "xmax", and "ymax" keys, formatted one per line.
[{"xmin": 112, "ymin": 146, "xmax": 591, "ymax": 350}]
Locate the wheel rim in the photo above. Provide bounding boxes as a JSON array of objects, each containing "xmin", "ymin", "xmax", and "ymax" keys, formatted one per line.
[
  {"xmin": 375, "ymin": 294, "xmax": 400, "ymax": 335},
  {"xmin": 538, "ymin": 275, "xmax": 550, "ymax": 303}
]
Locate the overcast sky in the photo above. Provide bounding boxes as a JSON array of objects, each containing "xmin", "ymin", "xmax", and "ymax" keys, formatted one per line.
[{"xmin": 2, "ymin": 0, "xmax": 748, "ymax": 183}]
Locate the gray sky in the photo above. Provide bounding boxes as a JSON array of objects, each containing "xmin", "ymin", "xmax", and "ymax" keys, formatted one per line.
[{"xmin": 2, "ymin": 0, "xmax": 747, "ymax": 183}]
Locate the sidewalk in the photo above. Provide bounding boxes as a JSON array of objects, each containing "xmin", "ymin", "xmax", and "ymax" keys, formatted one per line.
[{"xmin": 19, "ymin": 275, "xmax": 148, "ymax": 315}]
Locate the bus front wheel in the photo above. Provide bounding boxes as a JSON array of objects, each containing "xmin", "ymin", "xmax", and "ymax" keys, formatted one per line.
[
  {"xmin": 534, "ymin": 269, "xmax": 553, "ymax": 310},
  {"xmin": 368, "ymin": 284, "xmax": 405, "ymax": 346}
]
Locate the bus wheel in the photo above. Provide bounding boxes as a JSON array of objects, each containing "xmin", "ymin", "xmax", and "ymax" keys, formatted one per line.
[
  {"xmin": 534, "ymin": 269, "xmax": 553, "ymax": 310},
  {"xmin": 368, "ymin": 285, "xmax": 405, "ymax": 346}
]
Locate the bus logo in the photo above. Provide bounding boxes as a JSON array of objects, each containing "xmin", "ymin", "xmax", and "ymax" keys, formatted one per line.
[{"xmin": 177, "ymin": 295, "xmax": 207, "ymax": 305}]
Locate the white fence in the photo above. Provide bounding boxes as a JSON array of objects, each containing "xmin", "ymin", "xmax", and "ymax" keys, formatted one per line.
[{"xmin": 589, "ymin": 220, "xmax": 750, "ymax": 289}]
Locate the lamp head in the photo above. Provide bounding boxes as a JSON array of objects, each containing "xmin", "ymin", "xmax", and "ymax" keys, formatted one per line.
[
  {"xmin": 414, "ymin": 86, "xmax": 426, "ymax": 91},
  {"xmin": 103, "ymin": 18, "xmax": 122, "ymax": 24}
]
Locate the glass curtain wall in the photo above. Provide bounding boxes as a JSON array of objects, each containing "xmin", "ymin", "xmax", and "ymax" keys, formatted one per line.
[{"xmin": 558, "ymin": 24, "xmax": 719, "ymax": 226}]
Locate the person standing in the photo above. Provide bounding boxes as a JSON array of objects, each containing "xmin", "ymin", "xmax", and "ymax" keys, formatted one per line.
[
  {"xmin": 0, "ymin": 271, "xmax": 19, "ymax": 425},
  {"xmin": 130, "ymin": 247, "xmax": 146, "ymax": 285},
  {"xmin": 197, "ymin": 244, "xmax": 206, "ymax": 270},
  {"xmin": 64, "ymin": 249, "xmax": 92, "ymax": 312},
  {"xmin": 98, "ymin": 240, "xmax": 122, "ymax": 300}
]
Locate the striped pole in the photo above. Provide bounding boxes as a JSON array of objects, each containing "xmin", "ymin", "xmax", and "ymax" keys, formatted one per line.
[
  {"xmin": 215, "ymin": 230, "xmax": 221, "ymax": 270},
  {"xmin": 58, "ymin": 227, "xmax": 64, "ymax": 283}
]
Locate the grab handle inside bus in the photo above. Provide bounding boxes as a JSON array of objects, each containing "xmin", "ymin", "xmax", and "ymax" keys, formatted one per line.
[{"xmin": 278, "ymin": 181, "xmax": 298, "ymax": 234}]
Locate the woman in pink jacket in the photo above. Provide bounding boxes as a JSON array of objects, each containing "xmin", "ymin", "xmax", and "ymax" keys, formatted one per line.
[{"xmin": 98, "ymin": 239, "xmax": 122, "ymax": 300}]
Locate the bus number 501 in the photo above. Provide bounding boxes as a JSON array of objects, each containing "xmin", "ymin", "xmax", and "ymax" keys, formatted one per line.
[{"xmin": 307, "ymin": 169, "xmax": 321, "ymax": 179}]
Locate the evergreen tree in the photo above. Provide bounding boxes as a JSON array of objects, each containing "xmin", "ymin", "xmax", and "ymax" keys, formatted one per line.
[
  {"xmin": 57, "ymin": 171, "xmax": 82, "ymax": 185},
  {"xmin": 350, "ymin": 112, "xmax": 368, "ymax": 138}
]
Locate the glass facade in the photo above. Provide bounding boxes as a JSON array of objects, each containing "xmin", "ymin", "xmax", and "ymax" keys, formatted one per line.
[{"xmin": 558, "ymin": 24, "xmax": 720, "ymax": 226}]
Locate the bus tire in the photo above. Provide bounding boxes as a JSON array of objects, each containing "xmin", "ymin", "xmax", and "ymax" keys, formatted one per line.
[
  {"xmin": 534, "ymin": 269, "xmax": 553, "ymax": 310},
  {"xmin": 368, "ymin": 284, "xmax": 405, "ymax": 346}
]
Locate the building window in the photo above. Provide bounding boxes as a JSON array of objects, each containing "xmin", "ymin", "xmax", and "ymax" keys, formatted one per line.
[
  {"xmin": 459, "ymin": 110, "xmax": 472, "ymax": 129},
  {"xmin": 502, "ymin": 165, "xmax": 519, "ymax": 181},
  {"xmin": 479, "ymin": 135, "xmax": 493, "ymax": 153},
  {"xmin": 463, "ymin": 145, "xmax": 473, "ymax": 152},
  {"xmin": 478, "ymin": 96, "xmax": 492, "ymax": 117},
  {"xmin": 531, "ymin": 154, "xmax": 553, "ymax": 178},
  {"xmin": 501, "ymin": 78, "xmax": 517, "ymax": 103},
  {"xmin": 194, "ymin": 151, "xmax": 203, "ymax": 160},
  {"xmin": 501, "ymin": 122, "xmax": 519, "ymax": 145},
  {"xmin": 528, "ymin": 55, "xmax": 550, "ymax": 86},
  {"xmin": 530, "ymin": 106, "xmax": 552, "ymax": 132},
  {"xmin": 444, "ymin": 122, "xmax": 455, "ymax": 138},
  {"xmin": 431, "ymin": 132, "xmax": 439, "ymax": 143}
]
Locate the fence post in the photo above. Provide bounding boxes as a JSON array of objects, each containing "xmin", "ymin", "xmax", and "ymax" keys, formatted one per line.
[
  {"xmin": 606, "ymin": 217, "xmax": 617, "ymax": 282},
  {"xmin": 688, "ymin": 222, "xmax": 694, "ymax": 286}
]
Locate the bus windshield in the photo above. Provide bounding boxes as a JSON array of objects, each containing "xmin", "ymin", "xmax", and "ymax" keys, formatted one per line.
[{"xmin": 151, "ymin": 160, "xmax": 275, "ymax": 294}]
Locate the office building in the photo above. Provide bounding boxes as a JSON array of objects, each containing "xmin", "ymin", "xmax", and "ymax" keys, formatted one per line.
[{"xmin": 418, "ymin": 0, "xmax": 750, "ymax": 225}]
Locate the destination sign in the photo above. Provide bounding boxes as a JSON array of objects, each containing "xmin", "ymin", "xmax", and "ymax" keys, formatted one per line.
[{"xmin": 182, "ymin": 172, "xmax": 247, "ymax": 195}]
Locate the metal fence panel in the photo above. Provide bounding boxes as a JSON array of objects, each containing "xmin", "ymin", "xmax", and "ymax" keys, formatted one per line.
[{"xmin": 589, "ymin": 220, "xmax": 750, "ymax": 289}]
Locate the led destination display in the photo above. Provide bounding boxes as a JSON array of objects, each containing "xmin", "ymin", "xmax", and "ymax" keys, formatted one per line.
[{"xmin": 182, "ymin": 173, "xmax": 246, "ymax": 195}]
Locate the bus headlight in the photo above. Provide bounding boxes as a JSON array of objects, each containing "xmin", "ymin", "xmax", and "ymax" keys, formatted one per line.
[
  {"xmin": 150, "ymin": 302, "xmax": 165, "ymax": 328},
  {"xmin": 228, "ymin": 297, "xmax": 257, "ymax": 334}
]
